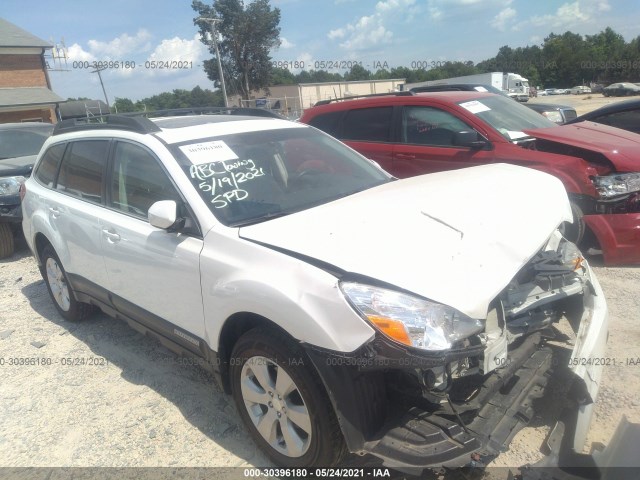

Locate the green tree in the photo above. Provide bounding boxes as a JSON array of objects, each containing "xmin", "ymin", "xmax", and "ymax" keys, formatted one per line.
[
  {"xmin": 584, "ymin": 27, "xmax": 628, "ymax": 82},
  {"xmin": 372, "ymin": 68, "xmax": 392, "ymax": 80},
  {"xmin": 270, "ymin": 67, "xmax": 296, "ymax": 85},
  {"xmin": 192, "ymin": 0, "xmax": 281, "ymax": 100},
  {"xmin": 294, "ymin": 70, "xmax": 343, "ymax": 83},
  {"xmin": 389, "ymin": 66, "xmax": 424, "ymax": 83},
  {"xmin": 113, "ymin": 97, "xmax": 137, "ymax": 113},
  {"xmin": 133, "ymin": 87, "xmax": 225, "ymax": 112},
  {"xmin": 423, "ymin": 61, "xmax": 478, "ymax": 80},
  {"xmin": 344, "ymin": 64, "xmax": 371, "ymax": 81}
]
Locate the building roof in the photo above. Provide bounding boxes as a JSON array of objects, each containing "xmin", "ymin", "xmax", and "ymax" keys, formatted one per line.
[
  {"xmin": 0, "ymin": 18, "xmax": 51, "ymax": 48},
  {"xmin": 0, "ymin": 87, "xmax": 64, "ymax": 107}
]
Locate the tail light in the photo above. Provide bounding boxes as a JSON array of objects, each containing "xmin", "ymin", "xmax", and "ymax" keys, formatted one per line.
[{"xmin": 19, "ymin": 182, "xmax": 27, "ymax": 201}]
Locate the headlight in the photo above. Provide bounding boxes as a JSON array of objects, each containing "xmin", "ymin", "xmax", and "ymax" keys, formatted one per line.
[
  {"xmin": 0, "ymin": 176, "xmax": 26, "ymax": 197},
  {"xmin": 559, "ymin": 239, "xmax": 585, "ymax": 271},
  {"xmin": 593, "ymin": 173, "xmax": 640, "ymax": 198},
  {"xmin": 341, "ymin": 282, "xmax": 483, "ymax": 351}
]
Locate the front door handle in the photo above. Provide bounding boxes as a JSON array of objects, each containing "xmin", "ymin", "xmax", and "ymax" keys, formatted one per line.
[
  {"xmin": 396, "ymin": 153, "xmax": 416, "ymax": 160},
  {"xmin": 102, "ymin": 229, "xmax": 121, "ymax": 243},
  {"xmin": 48, "ymin": 207, "xmax": 60, "ymax": 219}
]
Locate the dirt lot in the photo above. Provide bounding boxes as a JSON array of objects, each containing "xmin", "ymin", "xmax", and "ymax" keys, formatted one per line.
[
  {"xmin": 1, "ymin": 239, "xmax": 639, "ymax": 479},
  {"xmin": 527, "ymin": 91, "xmax": 633, "ymax": 115},
  {"xmin": 1, "ymin": 95, "xmax": 639, "ymax": 478}
]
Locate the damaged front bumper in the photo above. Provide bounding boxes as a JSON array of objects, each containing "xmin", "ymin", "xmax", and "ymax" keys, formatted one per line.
[
  {"xmin": 520, "ymin": 415, "xmax": 640, "ymax": 480},
  {"xmin": 304, "ymin": 244, "xmax": 609, "ymax": 474}
]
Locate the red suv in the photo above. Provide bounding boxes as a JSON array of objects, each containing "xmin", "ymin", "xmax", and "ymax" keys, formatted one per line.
[{"xmin": 300, "ymin": 92, "xmax": 640, "ymax": 265}]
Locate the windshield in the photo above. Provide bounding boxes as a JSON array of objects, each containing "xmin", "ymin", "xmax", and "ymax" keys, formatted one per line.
[
  {"xmin": 0, "ymin": 127, "xmax": 52, "ymax": 160},
  {"xmin": 170, "ymin": 127, "xmax": 391, "ymax": 226},
  {"xmin": 458, "ymin": 95, "xmax": 557, "ymax": 141}
]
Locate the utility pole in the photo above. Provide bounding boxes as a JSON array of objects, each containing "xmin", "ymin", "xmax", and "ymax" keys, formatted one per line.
[
  {"xmin": 197, "ymin": 17, "xmax": 228, "ymax": 107},
  {"xmin": 90, "ymin": 65, "xmax": 110, "ymax": 107}
]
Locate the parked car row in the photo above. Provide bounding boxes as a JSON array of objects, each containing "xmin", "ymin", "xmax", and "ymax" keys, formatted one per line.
[
  {"xmin": 538, "ymin": 86, "xmax": 590, "ymax": 95},
  {"xmin": 536, "ymin": 83, "xmax": 640, "ymax": 97},
  {"xmin": 603, "ymin": 82, "xmax": 640, "ymax": 97}
]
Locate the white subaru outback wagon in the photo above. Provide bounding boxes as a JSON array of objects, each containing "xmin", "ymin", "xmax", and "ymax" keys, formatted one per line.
[{"xmin": 22, "ymin": 114, "xmax": 608, "ymax": 472}]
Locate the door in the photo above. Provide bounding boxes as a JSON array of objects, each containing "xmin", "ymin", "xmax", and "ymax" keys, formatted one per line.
[
  {"xmin": 50, "ymin": 139, "xmax": 111, "ymax": 288},
  {"xmin": 100, "ymin": 140, "xmax": 206, "ymax": 343},
  {"xmin": 391, "ymin": 106, "xmax": 496, "ymax": 178}
]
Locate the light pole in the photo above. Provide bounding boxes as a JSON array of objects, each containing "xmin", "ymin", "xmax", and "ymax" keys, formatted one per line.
[
  {"xmin": 91, "ymin": 65, "xmax": 110, "ymax": 107},
  {"xmin": 197, "ymin": 17, "xmax": 228, "ymax": 107}
]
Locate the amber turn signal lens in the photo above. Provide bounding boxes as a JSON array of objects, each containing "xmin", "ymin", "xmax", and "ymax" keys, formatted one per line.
[{"xmin": 367, "ymin": 315, "xmax": 412, "ymax": 346}]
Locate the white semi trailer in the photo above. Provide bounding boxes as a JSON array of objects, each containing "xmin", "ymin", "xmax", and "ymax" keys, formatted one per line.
[{"xmin": 403, "ymin": 72, "xmax": 530, "ymax": 102}]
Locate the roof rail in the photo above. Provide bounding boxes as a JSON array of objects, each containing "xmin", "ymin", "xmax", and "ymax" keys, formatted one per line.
[
  {"xmin": 120, "ymin": 106, "xmax": 285, "ymax": 119},
  {"xmin": 314, "ymin": 91, "xmax": 415, "ymax": 106},
  {"xmin": 53, "ymin": 115, "xmax": 161, "ymax": 136}
]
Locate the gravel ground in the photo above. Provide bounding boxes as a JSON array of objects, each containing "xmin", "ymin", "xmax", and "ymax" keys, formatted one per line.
[
  {"xmin": 526, "ymin": 92, "xmax": 633, "ymax": 115},
  {"xmin": 1, "ymin": 232, "xmax": 639, "ymax": 480}
]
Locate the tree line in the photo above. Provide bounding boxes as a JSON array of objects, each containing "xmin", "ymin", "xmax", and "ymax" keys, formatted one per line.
[
  {"xmin": 269, "ymin": 27, "xmax": 640, "ymax": 89},
  {"xmin": 110, "ymin": 86, "xmax": 225, "ymax": 113},
  {"xmin": 85, "ymin": 25, "xmax": 639, "ymax": 113}
]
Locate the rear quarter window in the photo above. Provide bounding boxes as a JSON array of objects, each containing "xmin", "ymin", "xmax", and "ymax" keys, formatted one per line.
[{"xmin": 34, "ymin": 143, "xmax": 66, "ymax": 188}]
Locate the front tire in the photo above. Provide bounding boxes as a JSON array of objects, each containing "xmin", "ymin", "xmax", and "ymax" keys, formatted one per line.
[
  {"xmin": 0, "ymin": 223, "xmax": 15, "ymax": 259},
  {"xmin": 230, "ymin": 328, "xmax": 346, "ymax": 468},
  {"xmin": 40, "ymin": 245, "xmax": 93, "ymax": 322}
]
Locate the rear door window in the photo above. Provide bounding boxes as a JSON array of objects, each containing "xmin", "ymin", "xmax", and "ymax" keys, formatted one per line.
[
  {"xmin": 307, "ymin": 111, "xmax": 343, "ymax": 137},
  {"xmin": 342, "ymin": 107, "xmax": 393, "ymax": 142}
]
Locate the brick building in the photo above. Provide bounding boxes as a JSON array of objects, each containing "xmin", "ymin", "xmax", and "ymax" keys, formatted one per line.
[{"xmin": 0, "ymin": 17, "xmax": 63, "ymax": 123}]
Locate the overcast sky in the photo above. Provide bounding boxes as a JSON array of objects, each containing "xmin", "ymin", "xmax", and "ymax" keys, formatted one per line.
[{"xmin": 2, "ymin": 0, "xmax": 638, "ymax": 102}]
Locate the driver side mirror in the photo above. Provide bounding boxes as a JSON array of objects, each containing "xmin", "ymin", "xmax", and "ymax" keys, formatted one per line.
[
  {"xmin": 453, "ymin": 131, "xmax": 489, "ymax": 149},
  {"xmin": 149, "ymin": 200, "xmax": 180, "ymax": 230}
]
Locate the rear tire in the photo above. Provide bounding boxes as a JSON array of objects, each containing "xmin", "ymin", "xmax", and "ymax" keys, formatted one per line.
[
  {"xmin": 0, "ymin": 223, "xmax": 15, "ymax": 259},
  {"xmin": 230, "ymin": 327, "xmax": 347, "ymax": 468},
  {"xmin": 40, "ymin": 245, "xmax": 93, "ymax": 321}
]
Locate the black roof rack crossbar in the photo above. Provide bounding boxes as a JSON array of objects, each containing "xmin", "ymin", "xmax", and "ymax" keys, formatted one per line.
[
  {"xmin": 314, "ymin": 91, "xmax": 415, "ymax": 106},
  {"xmin": 53, "ymin": 115, "xmax": 161, "ymax": 136}
]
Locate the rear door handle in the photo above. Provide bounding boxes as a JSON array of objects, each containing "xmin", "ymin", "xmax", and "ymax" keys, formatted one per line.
[
  {"xmin": 48, "ymin": 207, "xmax": 60, "ymax": 219},
  {"xmin": 102, "ymin": 228, "xmax": 121, "ymax": 243},
  {"xmin": 396, "ymin": 153, "xmax": 416, "ymax": 160}
]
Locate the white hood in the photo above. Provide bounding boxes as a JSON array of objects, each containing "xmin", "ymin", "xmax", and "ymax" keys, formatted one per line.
[{"xmin": 240, "ymin": 164, "xmax": 572, "ymax": 319}]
